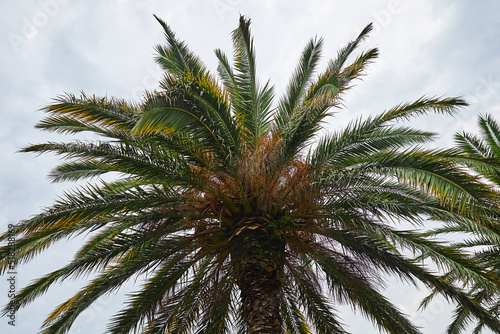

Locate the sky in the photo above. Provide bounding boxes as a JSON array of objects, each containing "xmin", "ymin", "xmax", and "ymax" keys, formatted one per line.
[{"xmin": 1, "ymin": 0, "xmax": 500, "ymax": 333}]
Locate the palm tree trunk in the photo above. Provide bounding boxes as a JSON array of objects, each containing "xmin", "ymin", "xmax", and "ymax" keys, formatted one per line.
[{"xmin": 229, "ymin": 222, "xmax": 286, "ymax": 334}]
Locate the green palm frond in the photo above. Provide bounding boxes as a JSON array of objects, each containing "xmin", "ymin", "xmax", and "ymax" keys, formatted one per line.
[
  {"xmin": 478, "ymin": 114, "xmax": 500, "ymax": 156},
  {"xmin": 153, "ymin": 14, "xmax": 206, "ymax": 77},
  {"xmin": 455, "ymin": 114, "xmax": 500, "ymax": 186},
  {"xmin": 424, "ymin": 114, "xmax": 500, "ymax": 334},
  {"xmin": 311, "ymin": 123, "xmax": 435, "ymax": 169},
  {"xmin": 283, "ymin": 266, "xmax": 347, "ymax": 334},
  {"xmin": 39, "ymin": 241, "xmax": 184, "ymax": 334},
  {"xmin": 229, "ymin": 16, "xmax": 274, "ymax": 146},
  {"xmin": 106, "ymin": 251, "xmax": 212, "ymax": 334},
  {"xmin": 0, "ymin": 181, "xmax": 185, "ymax": 276},
  {"xmin": 1, "ymin": 214, "xmax": 181, "ymax": 315},
  {"xmin": 275, "ymin": 37, "xmax": 323, "ymax": 129},
  {"xmin": 455, "ymin": 132, "xmax": 491, "ymax": 157},
  {"xmin": 276, "ymin": 25, "xmax": 379, "ymax": 163},
  {"xmin": 36, "ymin": 93, "xmax": 138, "ymax": 135},
  {"xmin": 132, "ymin": 73, "xmax": 240, "ymax": 162},
  {"xmin": 375, "ymin": 96, "xmax": 467, "ymax": 123},
  {"xmin": 330, "ymin": 23, "xmax": 374, "ymax": 73},
  {"xmin": 289, "ymin": 237, "xmax": 422, "ymax": 334},
  {"xmin": 311, "ymin": 96, "xmax": 467, "ymax": 169}
]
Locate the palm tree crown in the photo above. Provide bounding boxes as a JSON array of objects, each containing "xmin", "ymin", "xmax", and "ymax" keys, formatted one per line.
[{"xmin": 2, "ymin": 15, "xmax": 500, "ymax": 334}]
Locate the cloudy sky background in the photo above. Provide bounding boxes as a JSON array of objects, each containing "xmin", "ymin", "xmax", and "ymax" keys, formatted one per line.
[{"xmin": 1, "ymin": 0, "xmax": 499, "ymax": 333}]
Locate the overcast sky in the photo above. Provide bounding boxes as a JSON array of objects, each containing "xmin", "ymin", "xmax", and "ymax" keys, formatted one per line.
[{"xmin": 1, "ymin": 1, "xmax": 500, "ymax": 333}]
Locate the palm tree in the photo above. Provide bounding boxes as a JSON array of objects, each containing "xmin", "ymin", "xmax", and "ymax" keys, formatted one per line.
[
  {"xmin": 426, "ymin": 114, "xmax": 500, "ymax": 334},
  {"xmin": 2, "ymin": 15, "xmax": 500, "ymax": 334}
]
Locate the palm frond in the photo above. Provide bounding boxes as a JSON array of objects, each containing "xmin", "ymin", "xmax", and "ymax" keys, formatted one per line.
[
  {"xmin": 275, "ymin": 37, "xmax": 323, "ymax": 129},
  {"xmin": 153, "ymin": 14, "xmax": 206, "ymax": 77},
  {"xmin": 230, "ymin": 15, "xmax": 274, "ymax": 146}
]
